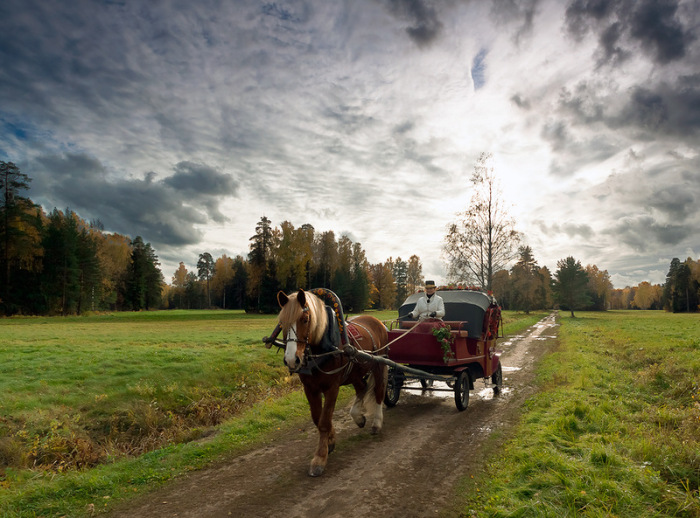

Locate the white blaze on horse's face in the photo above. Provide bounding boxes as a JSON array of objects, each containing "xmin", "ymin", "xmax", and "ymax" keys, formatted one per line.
[{"xmin": 284, "ymin": 323, "xmax": 300, "ymax": 369}]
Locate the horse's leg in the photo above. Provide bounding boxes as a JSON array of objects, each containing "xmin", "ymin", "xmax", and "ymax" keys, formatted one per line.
[
  {"xmin": 303, "ymin": 384, "xmax": 322, "ymax": 427},
  {"xmin": 349, "ymin": 377, "xmax": 368, "ymax": 428},
  {"xmin": 368, "ymin": 364, "xmax": 388, "ymax": 434},
  {"xmin": 309, "ymin": 384, "xmax": 340, "ymax": 477}
]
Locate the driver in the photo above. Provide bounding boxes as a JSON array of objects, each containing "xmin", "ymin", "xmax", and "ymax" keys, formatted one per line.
[{"xmin": 405, "ymin": 281, "xmax": 445, "ymax": 320}]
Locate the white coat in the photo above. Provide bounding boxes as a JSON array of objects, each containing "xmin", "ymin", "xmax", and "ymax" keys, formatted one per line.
[{"xmin": 408, "ymin": 293, "xmax": 445, "ymax": 320}]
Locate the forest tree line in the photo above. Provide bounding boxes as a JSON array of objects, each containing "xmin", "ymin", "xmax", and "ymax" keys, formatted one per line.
[
  {"xmin": 2, "ymin": 161, "xmax": 698, "ymax": 316},
  {"xmin": 162, "ymin": 216, "xmax": 425, "ymax": 314}
]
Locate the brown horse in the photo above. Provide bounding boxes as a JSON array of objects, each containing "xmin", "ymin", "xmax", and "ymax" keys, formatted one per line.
[{"xmin": 277, "ymin": 289, "xmax": 388, "ymax": 477}]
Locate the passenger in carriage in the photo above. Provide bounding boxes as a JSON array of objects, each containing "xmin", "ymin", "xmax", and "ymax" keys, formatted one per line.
[{"xmin": 404, "ymin": 280, "xmax": 445, "ymax": 321}]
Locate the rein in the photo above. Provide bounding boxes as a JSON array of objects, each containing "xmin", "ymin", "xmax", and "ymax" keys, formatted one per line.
[{"xmin": 372, "ymin": 320, "xmax": 422, "ymax": 354}]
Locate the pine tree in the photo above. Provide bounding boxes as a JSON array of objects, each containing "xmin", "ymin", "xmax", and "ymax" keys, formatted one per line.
[
  {"xmin": 125, "ymin": 236, "xmax": 163, "ymax": 310},
  {"xmin": 552, "ymin": 256, "xmax": 591, "ymax": 317},
  {"xmin": 1, "ymin": 161, "xmax": 36, "ymax": 313}
]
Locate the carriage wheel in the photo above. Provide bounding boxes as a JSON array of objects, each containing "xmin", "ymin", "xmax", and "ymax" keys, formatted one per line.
[
  {"xmin": 491, "ymin": 362, "xmax": 503, "ymax": 395},
  {"xmin": 454, "ymin": 370, "xmax": 470, "ymax": 411},
  {"xmin": 384, "ymin": 368, "xmax": 402, "ymax": 407},
  {"xmin": 419, "ymin": 378, "xmax": 434, "ymax": 389}
]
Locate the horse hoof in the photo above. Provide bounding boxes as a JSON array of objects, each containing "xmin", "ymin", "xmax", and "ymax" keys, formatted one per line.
[
  {"xmin": 370, "ymin": 426, "xmax": 381, "ymax": 435},
  {"xmin": 309, "ymin": 465, "xmax": 325, "ymax": 477},
  {"xmin": 355, "ymin": 416, "xmax": 366, "ymax": 428}
]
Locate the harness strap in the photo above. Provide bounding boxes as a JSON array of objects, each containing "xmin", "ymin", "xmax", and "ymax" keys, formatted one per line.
[{"xmin": 346, "ymin": 320, "xmax": 377, "ymax": 351}]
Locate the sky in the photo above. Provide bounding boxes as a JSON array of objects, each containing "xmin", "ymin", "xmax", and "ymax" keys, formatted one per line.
[{"xmin": 1, "ymin": 0, "xmax": 699, "ymax": 289}]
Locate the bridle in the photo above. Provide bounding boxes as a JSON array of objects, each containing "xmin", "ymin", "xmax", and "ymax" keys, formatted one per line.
[
  {"xmin": 284, "ymin": 306, "xmax": 311, "ymax": 369},
  {"xmin": 284, "ymin": 305, "xmax": 353, "ymax": 376}
]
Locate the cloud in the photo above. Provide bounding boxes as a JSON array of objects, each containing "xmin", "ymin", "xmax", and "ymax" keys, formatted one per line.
[
  {"xmin": 606, "ymin": 215, "xmax": 688, "ymax": 251},
  {"xmin": 489, "ymin": 0, "xmax": 540, "ymax": 44},
  {"xmin": 510, "ymin": 93, "xmax": 532, "ymax": 110},
  {"xmin": 535, "ymin": 220, "xmax": 594, "ymax": 240},
  {"xmin": 30, "ymin": 153, "xmax": 236, "ymax": 246},
  {"xmin": 564, "ymin": 0, "xmax": 697, "ymax": 65},
  {"xmin": 164, "ymin": 161, "xmax": 238, "ymax": 197},
  {"xmin": 384, "ymin": 0, "xmax": 444, "ymax": 47},
  {"xmin": 2, "ymin": 0, "xmax": 700, "ymax": 288},
  {"xmin": 551, "ymin": 74, "xmax": 700, "ymax": 150}
]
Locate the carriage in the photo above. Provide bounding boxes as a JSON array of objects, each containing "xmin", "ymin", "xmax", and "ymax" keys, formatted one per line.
[
  {"xmin": 383, "ymin": 288, "xmax": 503, "ymax": 411},
  {"xmin": 263, "ymin": 286, "xmax": 503, "ymax": 476}
]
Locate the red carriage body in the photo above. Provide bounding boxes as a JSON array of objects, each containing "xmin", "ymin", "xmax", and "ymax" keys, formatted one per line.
[{"xmin": 384, "ymin": 289, "xmax": 503, "ymax": 410}]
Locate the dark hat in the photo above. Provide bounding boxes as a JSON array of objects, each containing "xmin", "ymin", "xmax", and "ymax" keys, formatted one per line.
[{"xmin": 425, "ymin": 280, "xmax": 436, "ymax": 288}]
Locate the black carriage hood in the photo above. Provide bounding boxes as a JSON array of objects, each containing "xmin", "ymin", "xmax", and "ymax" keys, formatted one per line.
[{"xmin": 399, "ymin": 290, "xmax": 497, "ymax": 338}]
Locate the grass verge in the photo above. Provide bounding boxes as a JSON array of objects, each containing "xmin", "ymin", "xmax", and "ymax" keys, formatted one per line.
[
  {"xmin": 0, "ymin": 309, "xmax": 390, "ymax": 516},
  {"xmin": 461, "ymin": 311, "xmax": 700, "ymax": 517}
]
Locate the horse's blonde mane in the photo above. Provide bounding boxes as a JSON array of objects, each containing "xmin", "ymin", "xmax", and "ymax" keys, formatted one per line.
[{"xmin": 278, "ymin": 291, "xmax": 328, "ymax": 345}]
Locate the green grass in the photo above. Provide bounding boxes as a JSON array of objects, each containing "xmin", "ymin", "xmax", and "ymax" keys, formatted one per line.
[
  {"xmin": 0, "ymin": 309, "xmax": 397, "ymax": 516},
  {"xmin": 0, "ymin": 310, "xmax": 300, "ymax": 514},
  {"xmin": 461, "ymin": 311, "xmax": 700, "ymax": 517},
  {"xmin": 0, "ymin": 308, "xmax": 552, "ymax": 516}
]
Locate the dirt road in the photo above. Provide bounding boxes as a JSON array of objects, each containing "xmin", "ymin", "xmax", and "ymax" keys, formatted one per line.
[{"xmin": 111, "ymin": 313, "xmax": 558, "ymax": 518}]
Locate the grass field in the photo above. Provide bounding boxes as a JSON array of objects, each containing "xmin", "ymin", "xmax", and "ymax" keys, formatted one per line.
[
  {"xmin": 0, "ymin": 308, "xmax": 542, "ymax": 516},
  {"xmin": 462, "ymin": 311, "xmax": 700, "ymax": 517}
]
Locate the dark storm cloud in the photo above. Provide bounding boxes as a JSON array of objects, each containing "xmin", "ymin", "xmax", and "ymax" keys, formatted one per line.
[
  {"xmin": 0, "ymin": 0, "xmax": 149, "ymax": 126},
  {"xmin": 565, "ymin": 0, "xmax": 697, "ymax": 66},
  {"xmin": 554, "ymin": 75, "xmax": 700, "ymax": 145},
  {"xmin": 609, "ymin": 77, "xmax": 700, "ymax": 138},
  {"xmin": 384, "ymin": 0, "xmax": 444, "ymax": 46},
  {"xmin": 164, "ymin": 161, "xmax": 238, "ymax": 197},
  {"xmin": 30, "ymin": 153, "xmax": 236, "ymax": 246},
  {"xmin": 606, "ymin": 215, "xmax": 688, "ymax": 251}
]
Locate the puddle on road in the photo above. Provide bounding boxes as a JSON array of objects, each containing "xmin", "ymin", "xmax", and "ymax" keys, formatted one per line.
[{"xmin": 400, "ymin": 379, "xmax": 512, "ymax": 402}]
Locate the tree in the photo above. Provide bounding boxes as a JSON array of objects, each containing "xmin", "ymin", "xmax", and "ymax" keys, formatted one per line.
[
  {"xmin": 444, "ymin": 152, "xmax": 520, "ymax": 290},
  {"xmin": 510, "ymin": 246, "xmax": 539, "ymax": 314},
  {"xmin": 663, "ymin": 257, "xmax": 699, "ymax": 313},
  {"xmin": 633, "ymin": 281, "xmax": 662, "ymax": 310},
  {"xmin": 41, "ymin": 209, "xmax": 81, "ymax": 315},
  {"xmin": 248, "ymin": 216, "xmax": 275, "ymax": 311},
  {"xmin": 125, "ymin": 236, "xmax": 163, "ymax": 310},
  {"xmin": 349, "ymin": 242, "xmax": 370, "ymax": 312},
  {"xmin": 1, "ymin": 161, "xmax": 35, "ymax": 312},
  {"xmin": 552, "ymin": 256, "xmax": 591, "ymax": 317},
  {"xmin": 211, "ymin": 254, "xmax": 235, "ymax": 308},
  {"xmin": 392, "ymin": 256, "xmax": 408, "ymax": 307},
  {"xmin": 197, "ymin": 252, "xmax": 214, "ymax": 308},
  {"xmin": 370, "ymin": 261, "xmax": 397, "ymax": 310},
  {"xmin": 231, "ymin": 255, "xmax": 249, "ymax": 310},
  {"xmin": 75, "ymin": 225, "xmax": 102, "ymax": 314},
  {"xmin": 332, "ymin": 235, "xmax": 354, "ymax": 304},
  {"xmin": 95, "ymin": 231, "xmax": 131, "ymax": 310},
  {"xmin": 171, "ymin": 262, "xmax": 188, "ymax": 309},
  {"xmin": 536, "ymin": 266, "xmax": 553, "ymax": 310},
  {"xmin": 491, "ymin": 269, "xmax": 512, "ymax": 309},
  {"xmin": 406, "ymin": 255, "xmax": 423, "ymax": 295},
  {"xmin": 313, "ymin": 230, "xmax": 337, "ymax": 288},
  {"xmin": 585, "ymin": 264, "xmax": 613, "ymax": 310}
]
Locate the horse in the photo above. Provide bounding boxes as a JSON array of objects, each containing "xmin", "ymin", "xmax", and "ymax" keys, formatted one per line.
[{"xmin": 276, "ymin": 288, "xmax": 388, "ymax": 477}]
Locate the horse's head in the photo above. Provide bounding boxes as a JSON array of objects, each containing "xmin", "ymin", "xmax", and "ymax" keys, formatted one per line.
[{"xmin": 277, "ymin": 289, "xmax": 327, "ymax": 371}]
